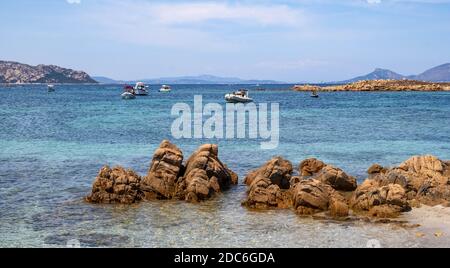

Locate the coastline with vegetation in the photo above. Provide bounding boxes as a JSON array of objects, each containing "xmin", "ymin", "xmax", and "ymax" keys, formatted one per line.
[{"xmin": 293, "ymin": 79, "xmax": 450, "ymax": 92}]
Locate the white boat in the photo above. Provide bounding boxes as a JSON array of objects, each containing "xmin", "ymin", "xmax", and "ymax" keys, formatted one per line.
[
  {"xmin": 47, "ymin": 85, "xmax": 55, "ymax": 92},
  {"xmin": 225, "ymin": 89, "xmax": 253, "ymax": 103},
  {"xmin": 121, "ymin": 92, "xmax": 136, "ymax": 100},
  {"xmin": 159, "ymin": 85, "xmax": 171, "ymax": 92},
  {"xmin": 134, "ymin": 82, "xmax": 149, "ymax": 96}
]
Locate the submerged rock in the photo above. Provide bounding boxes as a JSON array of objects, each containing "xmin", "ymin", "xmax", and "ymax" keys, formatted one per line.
[{"xmin": 86, "ymin": 166, "xmax": 144, "ymax": 204}]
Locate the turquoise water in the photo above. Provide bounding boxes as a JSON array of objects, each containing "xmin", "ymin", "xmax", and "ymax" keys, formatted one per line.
[{"xmin": 1, "ymin": 84, "xmax": 450, "ymax": 247}]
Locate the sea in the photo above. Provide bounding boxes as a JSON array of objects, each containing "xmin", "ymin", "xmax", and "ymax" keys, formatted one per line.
[{"xmin": 1, "ymin": 84, "xmax": 450, "ymax": 247}]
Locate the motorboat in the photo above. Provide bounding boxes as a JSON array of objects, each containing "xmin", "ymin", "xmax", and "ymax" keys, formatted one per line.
[
  {"xmin": 134, "ymin": 82, "xmax": 149, "ymax": 96},
  {"xmin": 225, "ymin": 89, "xmax": 253, "ymax": 103},
  {"xmin": 121, "ymin": 92, "xmax": 136, "ymax": 100},
  {"xmin": 47, "ymin": 85, "xmax": 55, "ymax": 92},
  {"xmin": 159, "ymin": 85, "xmax": 172, "ymax": 92},
  {"xmin": 121, "ymin": 85, "xmax": 136, "ymax": 99},
  {"xmin": 310, "ymin": 90, "xmax": 319, "ymax": 98}
]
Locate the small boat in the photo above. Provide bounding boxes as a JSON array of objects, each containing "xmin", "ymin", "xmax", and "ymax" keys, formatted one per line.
[
  {"xmin": 121, "ymin": 92, "xmax": 136, "ymax": 100},
  {"xmin": 159, "ymin": 85, "xmax": 172, "ymax": 92},
  {"xmin": 311, "ymin": 90, "xmax": 319, "ymax": 98},
  {"xmin": 134, "ymin": 82, "xmax": 149, "ymax": 96},
  {"xmin": 47, "ymin": 85, "xmax": 55, "ymax": 92},
  {"xmin": 225, "ymin": 89, "xmax": 253, "ymax": 103},
  {"xmin": 121, "ymin": 85, "xmax": 136, "ymax": 99}
]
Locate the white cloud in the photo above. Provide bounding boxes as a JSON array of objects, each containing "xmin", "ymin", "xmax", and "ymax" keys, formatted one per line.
[
  {"xmin": 89, "ymin": 1, "xmax": 306, "ymax": 49},
  {"xmin": 67, "ymin": 0, "xmax": 81, "ymax": 4},
  {"xmin": 151, "ymin": 2, "xmax": 301, "ymax": 26},
  {"xmin": 367, "ymin": 0, "xmax": 382, "ymax": 4}
]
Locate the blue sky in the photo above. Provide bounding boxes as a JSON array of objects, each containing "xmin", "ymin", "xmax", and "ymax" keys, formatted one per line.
[{"xmin": 1, "ymin": 0, "xmax": 450, "ymax": 82}]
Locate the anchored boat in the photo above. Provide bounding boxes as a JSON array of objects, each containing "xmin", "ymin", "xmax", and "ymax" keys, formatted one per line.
[
  {"xmin": 134, "ymin": 82, "xmax": 149, "ymax": 96},
  {"xmin": 159, "ymin": 85, "xmax": 172, "ymax": 92},
  {"xmin": 225, "ymin": 89, "xmax": 253, "ymax": 103},
  {"xmin": 47, "ymin": 85, "xmax": 55, "ymax": 92},
  {"xmin": 121, "ymin": 85, "xmax": 136, "ymax": 99}
]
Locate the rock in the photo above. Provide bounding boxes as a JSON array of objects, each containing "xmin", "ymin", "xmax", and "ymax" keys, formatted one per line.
[
  {"xmin": 350, "ymin": 179, "xmax": 410, "ymax": 218},
  {"xmin": 243, "ymin": 176, "xmax": 293, "ymax": 209},
  {"xmin": 141, "ymin": 140, "xmax": 184, "ymax": 200},
  {"xmin": 176, "ymin": 144, "xmax": 238, "ymax": 202},
  {"xmin": 313, "ymin": 165, "xmax": 357, "ymax": 192},
  {"xmin": 299, "ymin": 158, "xmax": 325, "ymax": 176},
  {"xmin": 0, "ymin": 60, "xmax": 97, "ymax": 84},
  {"xmin": 244, "ymin": 157, "xmax": 293, "ymax": 189},
  {"xmin": 368, "ymin": 164, "xmax": 386, "ymax": 175},
  {"xmin": 364, "ymin": 155, "xmax": 450, "ymax": 206},
  {"xmin": 86, "ymin": 166, "xmax": 144, "ymax": 204},
  {"xmin": 292, "ymin": 179, "xmax": 349, "ymax": 217},
  {"xmin": 242, "ymin": 157, "xmax": 293, "ymax": 208}
]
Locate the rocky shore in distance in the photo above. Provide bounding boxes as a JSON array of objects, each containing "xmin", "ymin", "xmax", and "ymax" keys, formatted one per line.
[
  {"xmin": 293, "ymin": 79, "xmax": 450, "ymax": 92},
  {"xmin": 0, "ymin": 60, "xmax": 97, "ymax": 84},
  {"xmin": 86, "ymin": 140, "xmax": 450, "ymax": 222}
]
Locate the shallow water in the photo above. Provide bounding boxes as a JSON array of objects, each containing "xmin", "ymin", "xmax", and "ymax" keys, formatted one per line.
[{"xmin": 1, "ymin": 84, "xmax": 450, "ymax": 247}]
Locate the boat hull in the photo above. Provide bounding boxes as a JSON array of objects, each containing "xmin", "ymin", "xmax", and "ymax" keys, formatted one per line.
[
  {"xmin": 225, "ymin": 95, "xmax": 253, "ymax": 103},
  {"xmin": 121, "ymin": 92, "xmax": 136, "ymax": 99}
]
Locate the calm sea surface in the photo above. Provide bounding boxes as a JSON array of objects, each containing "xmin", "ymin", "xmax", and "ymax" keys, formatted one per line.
[{"xmin": 1, "ymin": 84, "xmax": 450, "ymax": 247}]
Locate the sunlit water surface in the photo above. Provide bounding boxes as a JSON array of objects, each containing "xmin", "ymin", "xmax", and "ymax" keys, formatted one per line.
[{"xmin": 1, "ymin": 84, "xmax": 449, "ymax": 247}]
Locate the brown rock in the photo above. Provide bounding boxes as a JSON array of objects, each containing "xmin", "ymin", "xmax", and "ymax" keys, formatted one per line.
[
  {"xmin": 368, "ymin": 164, "xmax": 386, "ymax": 175},
  {"xmin": 299, "ymin": 158, "xmax": 325, "ymax": 176},
  {"xmin": 244, "ymin": 157, "xmax": 292, "ymax": 189},
  {"xmin": 86, "ymin": 166, "xmax": 144, "ymax": 204},
  {"xmin": 292, "ymin": 179, "xmax": 349, "ymax": 217},
  {"xmin": 350, "ymin": 180, "xmax": 410, "ymax": 218},
  {"xmin": 364, "ymin": 155, "xmax": 450, "ymax": 206},
  {"xmin": 242, "ymin": 157, "xmax": 293, "ymax": 209},
  {"xmin": 141, "ymin": 140, "xmax": 184, "ymax": 200},
  {"xmin": 177, "ymin": 144, "xmax": 238, "ymax": 201},
  {"xmin": 313, "ymin": 165, "xmax": 357, "ymax": 192}
]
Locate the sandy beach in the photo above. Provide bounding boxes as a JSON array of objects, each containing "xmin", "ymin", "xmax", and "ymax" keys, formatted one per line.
[{"xmin": 399, "ymin": 205, "xmax": 450, "ymax": 247}]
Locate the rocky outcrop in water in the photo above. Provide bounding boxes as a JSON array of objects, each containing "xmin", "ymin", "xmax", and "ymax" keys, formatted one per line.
[
  {"xmin": 0, "ymin": 60, "xmax": 97, "ymax": 84},
  {"xmin": 299, "ymin": 158, "xmax": 357, "ymax": 191},
  {"xmin": 242, "ymin": 157, "xmax": 352, "ymax": 217},
  {"xmin": 86, "ymin": 166, "xmax": 144, "ymax": 204},
  {"xmin": 243, "ymin": 155, "xmax": 450, "ymax": 219},
  {"xmin": 242, "ymin": 157, "xmax": 293, "ymax": 209},
  {"xmin": 141, "ymin": 140, "xmax": 184, "ymax": 200},
  {"xmin": 176, "ymin": 144, "xmax": 238, "ymax": 202},
  {"xmin": 292, "ymin": 178, "xmax": 349, "ymax": 217},
  {"xmin": 87, "ymin": 140, "xmax": 238, "ymax": 204},
  {"xmin": 352, "ymin": 155, "xmax": 450, "ymax": 213},
  {"xmin": 293, "ymin": 80, "xmax": 450, "ymax": 92}
]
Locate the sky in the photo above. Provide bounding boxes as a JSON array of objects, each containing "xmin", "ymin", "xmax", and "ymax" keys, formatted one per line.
[{"xmin": 1, "ymin": 0, "xmax": 450, "ymax": 82}]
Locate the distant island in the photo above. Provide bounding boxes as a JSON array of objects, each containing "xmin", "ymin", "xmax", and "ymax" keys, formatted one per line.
[
  {"xmin": 92, "ymin": 74, "xmax": 284, "ymax": 85},
  {"xmin": 293, "ymin": 79, "xmax": 450, "ymax": 92},
  {"xmin": 338, "ymin": 63, "xmax": 450, "ymax": 83},
  {"xmin": 0, "ymin": 60, "xmax": 97, "ymax": 84}
]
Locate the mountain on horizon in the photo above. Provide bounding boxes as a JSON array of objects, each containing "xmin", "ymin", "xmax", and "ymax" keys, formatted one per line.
[
  {"xmin": 92, "ymin": 74, "xmax": 284, "ymax": 85},
  {"xmin": 339, "ymin": 63, "xmax": 450, "ymax": 83},
  {"xmin": 341, "ymin": 68, "xmax": 405, "ymax": 83}
]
